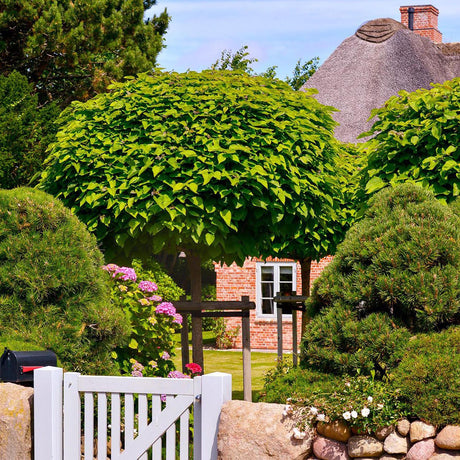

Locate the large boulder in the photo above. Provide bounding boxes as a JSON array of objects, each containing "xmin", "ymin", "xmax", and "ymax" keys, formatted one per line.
[
  {"xmin": 217, "ymin": 400, "xmax": 313, "ymax": 460},
  {"xmin": 0, "ymin": 383, "xmax": 34, "ymax": 459}
]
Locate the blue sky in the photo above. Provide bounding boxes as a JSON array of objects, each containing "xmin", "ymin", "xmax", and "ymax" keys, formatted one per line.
[{"xmin": 147, "ymin": 0, "xmax": 460, "ymax": 80}]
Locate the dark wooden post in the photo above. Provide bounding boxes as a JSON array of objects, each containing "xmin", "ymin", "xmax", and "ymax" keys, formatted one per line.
[
  {"xmin": 241, "ymin": 296, "xmax": 252, "ymax": 402},
  {"xmin": 300, "ymin": 258, "xmax": 312, "ymax": 336},
  {"xmin": 187, "ymin": 252, "xmax": 204, "ymax": 370},
  {"xmin": 292, "ymin": 309, "xmax": 298, "ymax": 367},
  {"xmin": 276, "ymin": 292, "xmax": 283, "ymax": 363},
  {"xmin": 180, "ymin": 312, "xmax": 190, "ymax": 373}
]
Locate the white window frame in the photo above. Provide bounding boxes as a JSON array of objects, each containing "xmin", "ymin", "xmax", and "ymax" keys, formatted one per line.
[{"xmin": 255, "ymin": 261, "xmax": 297, "ymax": 319}]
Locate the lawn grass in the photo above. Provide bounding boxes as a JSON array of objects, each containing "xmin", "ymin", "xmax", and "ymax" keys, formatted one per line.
[{"xmin": 172, "ymin": 332, "xmax": 285, "ymax": 400}]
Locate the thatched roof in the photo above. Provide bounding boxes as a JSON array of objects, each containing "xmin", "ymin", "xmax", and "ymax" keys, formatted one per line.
[{"xmin": 302, "ymin": 18, "xmax": 460, "ymax": 143}]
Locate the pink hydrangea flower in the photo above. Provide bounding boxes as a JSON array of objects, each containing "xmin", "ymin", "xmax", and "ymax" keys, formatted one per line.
[
  {"xmin": 114, "ymin": 267, "xmax": 137, "ymax": 281},
  {"xmin": 161, "ymin": 351, "xmax": 170, "ymax": 360},
  {"xmin": 167, "ymin": 370, "xmax": 190, "ymax": 379},
  {"xmin": 138, "ymin": 280, "xmax": 158, "ymax": 292},
  {"xmin": 156, "ymin": 302, "xmax": 176, "ymax": 316},
  {"xmin": 102, "ymin": 263, "xmax": 119, "ymax": 273},
  {"xmin": 172, "ymin": 313, "xmax": 183, "ymax": 325},
  {"xmin": 147, "ymin": 295, "xmax": 163, "ymax": 302},
  {"xmin": 131, "ymin": 370, "xmax": 143, "ymax": 377}
]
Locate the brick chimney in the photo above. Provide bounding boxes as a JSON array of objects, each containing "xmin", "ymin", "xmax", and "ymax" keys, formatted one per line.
[{"xmin": 400, "ymin": 5, "xmax": 442, "ymax": 43}]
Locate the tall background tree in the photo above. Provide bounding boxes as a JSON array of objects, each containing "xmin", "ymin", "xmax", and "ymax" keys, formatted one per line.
[
  {"xmin": 0, "ymin": 0, "xmax": 169, "ymax": 188},
  {"xmin": 0, "ymin": 0, "xmax": 169, "ymax": 105},
  {"xmin": 359, "ymin": 78, "xmax": 460, "ymax": 204},
  {"xmin": 211, "ymin": 45, "xmax": 319, "ymax": 90},
  {"xmin": 0, "ymin": 71, "xmax": 59, "ymax": 188}
]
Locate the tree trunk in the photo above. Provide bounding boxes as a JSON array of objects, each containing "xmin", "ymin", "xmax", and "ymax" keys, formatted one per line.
[
  {"xmin": 186, "ymin": 251, "xmax": 204, "ymax": 370},
  {"xmin": 300, "ymin": 257, "xmax": 312, "ymax": 336}
]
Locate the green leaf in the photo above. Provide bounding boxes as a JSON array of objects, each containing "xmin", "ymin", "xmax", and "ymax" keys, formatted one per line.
[
  {"xmin": 205, "ymin": 232, "xmax": 215, "ymax": 245},
  {"xmin": 129, "ymin": 338, "xmax": 138, "ymax": 349},
  {"xmin": 220, "ymin": 209, "xmax": 232, "ymax": 226},
  {"xmin": 366, "ymin": 176, "xmax": 386, "ymax": 194}
]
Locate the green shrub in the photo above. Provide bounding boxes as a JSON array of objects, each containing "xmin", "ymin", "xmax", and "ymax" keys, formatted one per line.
[
  {"xmin": 0, "ymin": 188, "xmax": 129, "ymax": 374},
  {"xmin": 301, "ymin": 306, "xmax": 410, "ymax": 378},
  {"xmin": 260, "ymin": 362, "xmax": 341, "ymax": 404},
  {"xmin": 392, "ymin": 326, "xmax": 460, "ymax": 426},
  {"xmin": 212, "ymin": 317, "xmax": 240, "ymax": 349},
  {"xmin": 308, "ymin": 184, "xmax": 460, "ymax": 332}
]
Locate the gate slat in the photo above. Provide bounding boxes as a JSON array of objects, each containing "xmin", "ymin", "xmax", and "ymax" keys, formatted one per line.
[
  {"xmin": 166, "ymin": 396, "xmax": 175, "ymax": 460},
  {"xmin": 125, "ymin": 393, "xmax": 134, "ymax": 452},
  {"xmin": 138, "ymin": 394, "xmax": 148, "ymax": 460},
  {"xmin": 152, "ymin": 395, "xmax": 162, "ymax": 459},
  {"xmin": 97, "ymin": 393, "xmax": 107, "ymax": 460},
  {"xmin": 119, "ymin": 395, "xmax": 193, "ymax": 460},
  {"xmin": 111, "ymin": 393, "xmax": 121, "ymax": 460},
  {"xmin": 180, "ymin": 408, "xmax": 190, "ymax": 460},
  {"xmin": 84, "ymin": 392, "xmax": 94, "ymax": 459}
]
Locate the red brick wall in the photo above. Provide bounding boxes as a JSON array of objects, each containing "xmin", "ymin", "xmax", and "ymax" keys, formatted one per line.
[
  {"xmin": 400, "ymin": 5, "xmax": 442, "ymax": 43},
  {"xmin": 215, "ymin": 256, "xmax": 333, "ymax": 350}
]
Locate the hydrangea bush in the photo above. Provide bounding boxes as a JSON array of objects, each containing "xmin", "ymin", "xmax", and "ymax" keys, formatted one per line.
[{"xmin": 104, "ymin": 263, "xmax": 182, "ymax": 377}]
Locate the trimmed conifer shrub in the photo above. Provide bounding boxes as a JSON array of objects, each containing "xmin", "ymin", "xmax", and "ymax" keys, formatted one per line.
[
  {"xmin": 307, "ymin": 184, "xmax": 460, "ymax": 332},
  {"xmin": 0, "ymin": 188, "xmax": 129, "ymax": 373},
  {"xmin": 392, "ymin": 326, "xmax": 460, "ymax": 425},
  {"xmin": 300, "ymin": 306, "xmax": 410, "ymax": 377}
]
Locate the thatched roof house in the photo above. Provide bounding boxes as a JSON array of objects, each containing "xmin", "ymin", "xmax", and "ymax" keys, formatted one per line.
[{"xmin": 302, "ymin": 5, "xmax": 460, "ymax": 143}]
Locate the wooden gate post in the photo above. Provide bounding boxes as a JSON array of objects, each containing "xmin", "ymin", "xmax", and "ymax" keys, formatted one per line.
[
  {"xmin": 198, "ymin": 373, "xmax": 232, "ymax": 460},
  {"xmin": 241, "ymin": 296, "xmax": 252, "ymax": 402},
  {"xmin": 34, "ymin": 366, "xmax": 63, "ymax": 460}
]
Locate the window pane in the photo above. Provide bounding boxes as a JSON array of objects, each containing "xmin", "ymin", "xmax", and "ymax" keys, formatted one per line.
[
  {"xmin": 280, "ymin": 283, "xmax": 293, "ymax": 295},
  {"xmin": 280, "ymin": 266, "xmax": 293, "ymax": 281},
  {"xmin": 261, "ymin": 283, "xmax": 273, "ymax": 298},
  {"xmin": 261, "ymin": 266, "xmax": 274, "ymax": 281},
  {"xmin": 262, "ymin": 299, "xmax": 273, "ymax": 314}
]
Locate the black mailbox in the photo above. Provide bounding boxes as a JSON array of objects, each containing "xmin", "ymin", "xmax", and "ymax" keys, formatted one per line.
[{"xmin": 0, "ymin": 348, "xmax": 57, "ymax": 384}]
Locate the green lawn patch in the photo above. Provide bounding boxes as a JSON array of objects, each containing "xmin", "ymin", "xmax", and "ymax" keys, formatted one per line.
[{"xmin": 172, "ymin": 346, "xmax": 287, "ymax": 401}]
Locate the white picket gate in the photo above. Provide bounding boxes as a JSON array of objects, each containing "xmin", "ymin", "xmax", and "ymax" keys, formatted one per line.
[{"xmin": 34, "ymin": 367, "xmax": 232, "ymax": 460}]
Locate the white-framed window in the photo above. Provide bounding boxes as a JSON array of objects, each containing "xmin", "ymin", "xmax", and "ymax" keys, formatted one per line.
[{"xmin": 255, "ymin": 262, "xmax": 297, "ymax": 318}]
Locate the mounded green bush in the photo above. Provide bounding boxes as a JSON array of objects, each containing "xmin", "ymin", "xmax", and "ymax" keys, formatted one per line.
[
  {"xmin": 300, "ymin": 306, "xmax": 410, "ymax": 377},
  {"xmin": 392, "ymin": 326, "xmax": 460, "ymax": 425},
  {"xmin": 308, "ymin": 184, "xmax": 460, "ymax": 332},
  {"xmin": 260, "ymin": 363, "xmax": 341, "ymax": 404},
  {"xmin": 0, "ymin": 188, "xmax": 129, "ymax": 374}
]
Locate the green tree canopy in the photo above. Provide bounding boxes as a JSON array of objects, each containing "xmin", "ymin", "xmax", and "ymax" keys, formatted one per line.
[
  {"xmin": 0, "ymin": 71, "xmax": 59, "ymax": 188},
  {"xmin": 360, "ymin": 78, "xmax": 460, "ymax": 203},
  {"xmin": 0, "ymin": 0, "xmax": 169, "ymax": 104},
  {"xmin": 40, "ymin": 70, "xmax": 344, "ymax": 267}
]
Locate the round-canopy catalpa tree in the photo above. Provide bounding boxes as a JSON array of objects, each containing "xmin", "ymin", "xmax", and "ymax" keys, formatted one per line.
[{"xmin": 40, "ymin": 70, "xmax": 345, "ymax": 309}]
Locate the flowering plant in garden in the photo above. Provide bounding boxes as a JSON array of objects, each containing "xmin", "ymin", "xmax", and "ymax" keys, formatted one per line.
[
  {"xmin": 284, "ymin": 373, "xmax": 408, "ymax": 438},
  {"xmin": 104, "ymin": 263, "xmax": 182, "ymax": 378}
]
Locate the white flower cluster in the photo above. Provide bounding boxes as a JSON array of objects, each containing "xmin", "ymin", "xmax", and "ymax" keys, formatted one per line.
[
  {"xmin": 292, "ymin": 427, "xmax": 307, "ymax": 440},
  {"xmin": 282, "ymin": 404, "xmax": 293, "ymax": 417},
  {"xmin": 310, "ymin": 406, "xmax": 326, "ymax": 422},
  {"xmin": 342, "ymin": 396, "xmax": 374, "ymax": 420}
]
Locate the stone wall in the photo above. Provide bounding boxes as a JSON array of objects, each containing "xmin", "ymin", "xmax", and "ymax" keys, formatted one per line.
[
  {"xmin": 0, "ymin": 383, "xmax": 33, "ymax": 459},
  {"xmin": 217, "ymin": 400, "xmax": 460, "ymax": 460}
]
